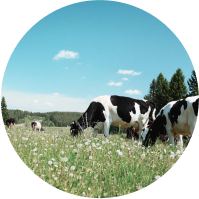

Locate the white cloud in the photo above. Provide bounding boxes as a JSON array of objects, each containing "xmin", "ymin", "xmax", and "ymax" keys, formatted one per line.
[
  {"xmin": 108, "ymin": 81, "xmax": 123, "ymax": 86},
  {"xmin": 122, "ymin": 78, "xmax": 129, "ymax": 81},
  {"xmin": 65, "ymin": 67, "xmax": 68, "ymax": 69},
  {"xmin": 1, "ymin": 90, "xmax": 90, "ymax": 112},
  {"xmin": 53, "ymin": 50, "xmax": 79, "ymax": 60},
  {"xmin": 82, "ymin": 77, "xmax": 86, "ymax": 79},
  {"xmin": 44, "ymin": 102, "xmax": 53, "ymax": 106},
  {"xmin": 33, "ymin": 99, "xmax": 38, "ymax": 104},
  {"xmin": 124, "ymin": 89, "xmax": 141, "ymax": 95},
  {"xmin": 52, "ymin": 93, "xmax": 59, "ymax": 96},
  {"xmin": 77, "ymin": 63, "xmax": 83, "ymax": 65},
  {"xmin": 117, "ymin": 70, "xmax": 142, "ymax": 76}
]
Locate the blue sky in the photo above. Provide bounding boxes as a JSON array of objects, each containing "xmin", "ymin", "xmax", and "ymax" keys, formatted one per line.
[{"xmin": 1, "ymin": 1, "xmax": 194, "ymax": 112}]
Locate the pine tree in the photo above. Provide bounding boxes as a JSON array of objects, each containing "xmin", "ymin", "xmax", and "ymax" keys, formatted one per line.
[
  {"xmin": 187, "ymin": 70, "xmax": 198, "ymax": 96},
  {"xmin": 155, "ymin": 73, "xmax": 171, "ymax": 113},
  {"xmin": 169, "ymin": 68, "xmax": 187, "ymax": 101},
  {"xmin": 144, "ymin": 79, "xmax": 156, "ymax": 102},
  {"xmin": 1, "ymin": 96, "xmax": 9, "ymax": 124}
]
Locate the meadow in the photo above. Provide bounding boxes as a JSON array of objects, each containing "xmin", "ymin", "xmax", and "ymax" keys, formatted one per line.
[{"xmin": 6, "ymin": 126, "xmax": 185, "ymax": 198}]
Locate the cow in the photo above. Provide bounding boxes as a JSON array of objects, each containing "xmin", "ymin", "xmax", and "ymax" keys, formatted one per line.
[
  {"xmin": 142, "ymin": 96, "xmax": 199, "ymax": 148},
  {"xmin": 126, "ymin": 127, "xmax": 139, "ymax": 140},
  {"xmin": 70, "ymin": 95, "xmax": 156, "ymax": 142},
  {"xmin": 6, "ymin": 118, "xmax": 16, "ymax": 129},
  {"xmin": 31, "ymin": 121, "xmax": 44, "ymax": 131}
]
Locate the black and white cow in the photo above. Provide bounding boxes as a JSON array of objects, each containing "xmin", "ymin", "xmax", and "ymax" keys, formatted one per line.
[
  {"xmin": 142, "ymin": 96, "xmax": 199, "ymax": 148},
  {"xmin": 126, "ymin": 127, "xmax": 139, "ymax": 140},
  {"xmin": 6, "ymin": 118, "xmax": 16, "ymax": 129},
  {"xmin": 31, "ymin": 121, "xmax": 44, "ymax": 131},
  {"xmin": 70, "ymin": 95, "xmax": 156, "ymax": 142}
]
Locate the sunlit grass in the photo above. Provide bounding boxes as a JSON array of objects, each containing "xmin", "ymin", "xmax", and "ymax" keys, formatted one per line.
[{"xmin": 6, "ymin": 126, "xmax": 184, "ymax": 198}]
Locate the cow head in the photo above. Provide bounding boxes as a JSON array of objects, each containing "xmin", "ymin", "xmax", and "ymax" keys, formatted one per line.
[
  {"xmin": 142, "ymin": 115, "xmax": 166, "ymax": 147},
  {"xmin": 70, "ymin": 121, "xmax": 83, "ymax": 137}
]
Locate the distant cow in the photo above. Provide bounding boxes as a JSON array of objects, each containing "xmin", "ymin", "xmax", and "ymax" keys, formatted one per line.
[
  {"xmin": 126, "ymin": 127, "xmax": 139, "ymax": 140},
  {"xmin": 70, "ymin": 95, "xmax": 156, "ymax": 142},
  {"xmin": 31, "ymin": 121, "xmax": 44, "ymax": 131},
  {"xmin": 142, "ymin": 96, "xmax": 199, "ymax": 148},
  {"xmin": 6, "ymin": 118, "xmax": 16, "ymax": 129}
]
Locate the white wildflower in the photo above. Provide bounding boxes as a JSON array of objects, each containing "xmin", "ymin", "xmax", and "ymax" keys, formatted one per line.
[
  {"xmin": 61, "ymin": 157, "xmax": 68, "ymax": 162},
  {"xmin": 88, "ymin": 188, "xmax": 91, "ymax": 191},
  {"xmin": 141, "ymin": 153, "xmax": 145, "ymax": 159},
  {"xmin": 64, "ymin": 167, "xmax": 68, "ymax": 171},
  {"xmin": 169, "ymin": 154, "xmax": 175, "ymax": 159},
  {"xmin": 33, "ymin": 159, "xmax": 37, "ymax": 163},
  {"xmin": 70, "ymin": 166, "xmax": 75, "ymax": 170},
  {"xmin": 89, "ymin": 156, "xmax": 93, "ymax": 160},
  {"xmin": 51, "ymin": 158, "xmax": 55, "ymax": 161},
  {"xmin": 163, "ymin": 149, "xmax": 166, "ymax": 153},
  {"xmin": 176, "ymin": 150, "xmax": 180, "ymax": 155},
  {"xmin": 48, "ymin": 161, "xmax": 53, "ymax": 165},
  {"xmin": 82, "ymin": 192, "xmax": 85, "ymax": 195},
  {"xmin": 73, "ymin": 149, "xmax": 77, "ymax": 153},
  {"xmin": 108, "ymin": 151, "xmax": 112, "ymax": 155},
  {"xmin": 151, "ymin": 164, "xmax": 156, "ymax": 168},
  {"xmin": 170, "ymin": 151, "xmax": 175, "ymax": 155},
  {"xmin": 121, "ymin": 145, "xmax": 124, "ymax": 149},
  {"xmin": 60, "ymin": 151, "xmax": 64, "ymax": 154},
  {"xmin": 85, "ymin": 142, "xmax": 89, "ymax": 145},
  {"xmin": 155, "ymin": 175, "xmax": 161, "ymax": 180},
  {"xmin": 69, "ymin": 173, "xmax": 73, "ymax": 177},
  {"xmin": 159, "ymin": 154, "xmax": 163, "ymax": 159}
]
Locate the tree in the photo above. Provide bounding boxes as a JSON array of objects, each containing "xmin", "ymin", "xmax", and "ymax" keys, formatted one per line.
[
  {"xmin": 155, "ymin": 73, "xmax": 171, "ymax": 113},
  {"xmin": 169, "ymin": 68, "xmax": 187, "ymax": 101},
  {"xmin": 144, "ymin": 79, "xmax": 156, "ymax": 102},
  {"xmin": 1, "ymin": 96, "xmax": 9, "ymax": 124},
  {"xmin": 187, "ymin": 70, "xmax": 198, "ymax": 96}
]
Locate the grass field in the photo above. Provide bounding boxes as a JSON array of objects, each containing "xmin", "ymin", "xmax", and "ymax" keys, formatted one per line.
[{"xmin": 6, "ymin": 126, "xmax": 185, "ymax": 198}]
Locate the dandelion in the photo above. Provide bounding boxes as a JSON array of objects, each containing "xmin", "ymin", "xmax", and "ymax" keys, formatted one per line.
[
  {"xmin": 33, "ymin": 159, "xmax": 37, "ymax": 163},
  {"xmin": 169, "ymin": 154, "xmax": 175, "ymax": 159},
  {"xmin": 48, "ymin": 161, "xmax": 53, "ymax": 165},
  {"xmin": 77, "ymin": 176, "xmax": 81, "ymax": 180},
  {"xmin": 72, "ymin": 149, "xmax": 77, "ymax": 153},
  {"xmin": 159, "ymin": 154, "xmax": 163, "ymax": 159},
  {"xmin": 92, "ymin": 143, "xmax": 96, "ymax": 147},
  {"xmin": 118, "ymin": 151, "xmax": 123, "ymax": 156},
  {"xmin": 97, "ymin": 147, "xmax": 102, "ymax": 150},
  {"xmin": 70, "ymin": 166, "xmax": 75, "ymax": 170},
  {"xmin": 176, "ymin": 150, "xmax": 180, "ymax": 155},
  {"xmin": 54, "ymin": 165, "xmax": 58, "ymax": 168},
  {"xmin": 60, "ymin": 157, "xmax": 68, "ymax": 162},
  {"xmin": 82, "ymin": 192, "xmax": 85, "ymax": 195},
  {"xmin": 108, "ymin": 151, "xmax": 112, "ymax": 155},
  {"xmin": 163, "ymin": 149, "xmax": 166, "ymax": 153},
  {"xmin": 151, "ymin": 164, "xmax": 156, "ymax": 168},
  {"xmin": 170, "ymin": 151, "xmax": 175, "ymax": 155},
  {"xmin": 85, "ymin": 142, "xmax": 89, "ymax": 145},
  {"xmin": 136, "ymin": 185, "xmax": 142, "ymax": 190},
  {"xmin": 60, "ymin": 151, "xmax": 64, "ymax": 154},
  {"xmin": 51, "ymin": 158, "xmax": 55, "ymax": 161},
  {"xmin": 89, "ymin": 156, "xmax": 93, "ymax": 160},
  {"xmin": 69, "ymin": 173, "xmax": 73, "ymax": 177},
  {"xmin": 102, "ymin": 141, "xmax": 105, "ymax": 144},
  {"xmin": 94, "ymin": 174, "xmax": 98, "ymax": 179},
  {"xmin": 88, "ymin": 188, "xmax": 91, "ymax": 191},
  {"xmin": 64, "ymin": 167, "xmax": 68, "ymax": 171},
  {"xmin": 121, "ymin": 145, "xmax": 124, "ymax": 149},
  {"xmin": 141, "ymin": 153, "xmax": 145, "ymax": 159},
  {"xmin": 54, "ymin": 177, "xmax": 58, "ymax": 181},
  {"xmin": 155, "ymin": 175, "xmax": 161, "ymax": 180}
]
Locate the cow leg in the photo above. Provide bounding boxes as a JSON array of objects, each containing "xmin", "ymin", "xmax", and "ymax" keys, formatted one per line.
[
  {"xmin": 104, "ymin": 120, "xmax": 111, "ymax": 140},
  {"xmin": 166, "ymin": 127, "xmax": 175, "ymax": 146},
  {"xmin": 176, "ymin": 134, "xmax": 183, "ymax": 148}
]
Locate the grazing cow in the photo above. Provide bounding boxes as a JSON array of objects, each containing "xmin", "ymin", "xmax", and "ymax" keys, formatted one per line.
[
  {"xmin": 31, "ymin": 121, "xmax": 44, "ymax": 131},
  {"xmin": 6, "ymin": 118, "xmax": 16, "ymax": 129},
  {"xmin": 70, "ymin": 95, "xmax": 156, "ymax": 142},
  {"xmin": 142, "ymin": 96, "xmax": 199, "ymax": 148},
  {"xmin": 126, "ymin": 127, "xmax": 139, "ymax": 140}
]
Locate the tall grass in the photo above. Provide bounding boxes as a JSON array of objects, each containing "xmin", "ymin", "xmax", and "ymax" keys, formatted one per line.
[{"xmin": 6, "ymin": 126, "xmax": 184, "ymax": 198}]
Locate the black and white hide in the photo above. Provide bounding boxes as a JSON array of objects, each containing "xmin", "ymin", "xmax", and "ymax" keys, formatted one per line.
[
  {"xmin": 31, "ymin": 121, "xmax": 44, "ymax": 131},
  {"xmin": 6, "ymin": 118, "xmax": 16, "ymax": 129}
]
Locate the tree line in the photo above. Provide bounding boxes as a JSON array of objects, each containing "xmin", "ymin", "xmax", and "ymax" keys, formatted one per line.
[{"xmin": 1, "ymin": 68, "xmax": 198, "ymax": 128}]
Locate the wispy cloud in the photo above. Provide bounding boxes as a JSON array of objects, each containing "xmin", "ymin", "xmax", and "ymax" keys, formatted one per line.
[
  {"xmin": 53, "ymin": 50, "xmax": 79, "ymax": 60},
  {"xmin": 52, "ymin": 93, "xmax": 59, "ymax": 96},
  {"xmin": 117, "ymin": 70, "xmax": 142, "ymax": 76},
  {"xmin": 108, "ymin": 81, "xmax": 123, "ymax": 86},
  {"xmin": 82, "ymin": 77, "xmax": 86, "ymax": 79},
  {"xmin": 65, "ymin": 67, "xmax": 68, "ymax": 69},
  {"xmin": 77, "ymin": 63, "xmax": 83, "ymax": 65},
  {"xmin": 125, "ymin": 89, "xmax": 141, "ymax": 95},
  {"xmin": 44, "ymin": 102, "xmax": 53, "ymax": 106},
  {"xmin": 1, "ymin": 90, "xmax": 90, "ymax": 112},
  {"xmin": 122, "ymin": 78, "xmax": 129, "ymax": 81}
]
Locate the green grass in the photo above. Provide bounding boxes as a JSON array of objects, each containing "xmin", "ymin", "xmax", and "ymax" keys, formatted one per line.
[{"xmin": 6, "ymin": 126, "xmax": 184, "ymax": 198}]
